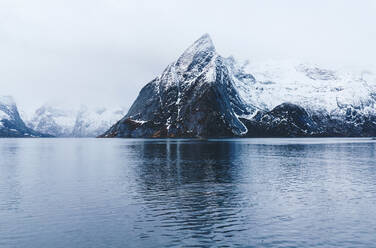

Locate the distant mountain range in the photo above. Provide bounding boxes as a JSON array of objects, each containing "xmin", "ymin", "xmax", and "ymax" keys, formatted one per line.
[
  {"xmin": 27, "ymin": 104, "xmax": 126, "ymax": 137},
  {"xmin": 0, "ymin": 96, "xmax": 50, "ymax": 137},
  {"xmin": 0, "ymin": 96, "xmax": 126, "ymax": 138},
  {"xmin": 100, "ymin": 34, "xmax": 376, "ymax": 138}
]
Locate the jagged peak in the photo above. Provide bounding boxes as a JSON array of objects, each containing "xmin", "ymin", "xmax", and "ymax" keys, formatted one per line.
[
  {"xmin": 193, "ymin": 33, "xmax": 215, "ymax": 50},
  {"xmin": 185, "ymin": 33, "xmax": 215, "ymax": 52},
  {"xmin": 176, "ymin": 33, "xmax": 216, "ymax": 67}
]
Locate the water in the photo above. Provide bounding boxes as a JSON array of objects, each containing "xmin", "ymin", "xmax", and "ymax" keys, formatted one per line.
[{"xmin": 1, "ymin": 138, "xmax": 376, "ymax": 248}]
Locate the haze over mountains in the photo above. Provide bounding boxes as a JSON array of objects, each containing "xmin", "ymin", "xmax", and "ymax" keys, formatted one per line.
[
  {"xmin": 0, "ymin": 97, "xmax": 126, "ymax": 137},
  {"xmin": 27, "ymin": 104, "xmax": 126, "ymax": 137}
]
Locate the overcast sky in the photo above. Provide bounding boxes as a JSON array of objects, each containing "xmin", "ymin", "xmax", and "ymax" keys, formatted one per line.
[{"xmin": 1, "ymin": 0, "xmax": 376, "ymax": 114}]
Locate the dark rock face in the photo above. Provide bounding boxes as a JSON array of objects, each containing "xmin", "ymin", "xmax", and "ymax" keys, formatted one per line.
[
  {"xmin": 311, "ymin": 110, "xmax": 376, "ymax": 137},
  {"xmin": 242, "ymin": 103, "xmax": 376, "ymax": 137},
  {"xmin": 0, "ymin": 96, "xmax": 51, "ymax": 138},
  {"xmin": 243, "ymin": 103, "xmax": 318, "ymax": 137},
  {"xmin": 101, "ymin": 35, "xmax": 376, "ymax": 138}
]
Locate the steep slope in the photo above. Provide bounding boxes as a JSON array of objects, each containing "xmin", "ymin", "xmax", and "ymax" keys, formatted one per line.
[
  {"xmin": 101, "ymin": 34, "xmax": 251, "ymax": 138},
  {"xmin": 28, "ymin": 104, "xmax": 126, "ymax": 137},
  {"xmin": 0, "ymin": 96, "xmax": 50, "ymax": 137},
  {"xmin": 101, "ymin": 35, "xmax": 376, "ymax": 138}
]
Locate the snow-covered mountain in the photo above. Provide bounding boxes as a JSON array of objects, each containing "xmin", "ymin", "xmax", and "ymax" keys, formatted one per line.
[
  {"xmin": 0, "ymin": 96, "xmax": 50, "ymax": 137},
  {"xmin": 101, "ymin": 34, "xmax": 249, "ymax": 138},
  {"xmin": 71, "ymin": 106, "xmax": 127, "ymax": 137},
  {"xmin": 237, "ymin": 59, "xmax": 376, "ymax": 118},
  {"xmin": 101, "ymin": 34, "xmax": 376, "ymax": 138},
  {"xmin": 27, "ymin": 104, "xmax": 76, "ymax": 137},
  {"xmin": 28, "ymin": 104, "xmax": 126, "ymax": 137}
]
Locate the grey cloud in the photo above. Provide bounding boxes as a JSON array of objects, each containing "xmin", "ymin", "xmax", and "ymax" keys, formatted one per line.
[{"xmin": 1, "ymin": 0, "xmax": 375, "ymax": 114}]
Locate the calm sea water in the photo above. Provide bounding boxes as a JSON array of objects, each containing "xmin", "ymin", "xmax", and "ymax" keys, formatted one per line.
[{"xmin": 1, "ymin": 138, "xmax": 376, "ymax": 248}]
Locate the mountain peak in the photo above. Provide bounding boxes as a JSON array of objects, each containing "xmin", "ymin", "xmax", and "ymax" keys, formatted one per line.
[
  {"xmin": 188, "ymin": 33, "xmax": 215, "ymax": 53},
  {"xmin": 180, "ymin": 34, "xmax": 215, "ymax": 56},
  {"xmin": 197, "ymin": 33, "xmax": 214, "ymax": 44},
  {"xmin": 175, "ymin": 33, "xmax": 216, "ymax": 71},
  {"xmin": 0, "ymin": 96, "xmax": 15, "ymax": 106}
]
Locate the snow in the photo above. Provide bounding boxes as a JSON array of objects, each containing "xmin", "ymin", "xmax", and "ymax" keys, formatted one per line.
[
  {"xmin": 0, "ymin": 96, "xmax": 17, "ymax": 129},
  {"xmin": 157, "ymin": 33, "xmax": 217, "ymax": 90},
  {"xmin": 175, "ymin": 33, "xmax": 215, "ymax": 73},
  {"xmin": 0, "ymin": 111, "xmax": 10, "ymax": 121},
  {"xmin": 231, "ymin": 59, "xmax": 376, "ymax": 117},
  {"xmin": 27, "ymin": 104, "xmax": 126, "ymax": 137},
  {"xmin": 132, "ymin": 120, "xmax": 147, "ymax": 124},
  {"xmin": 0, "ymin": 96, "xmax": 16, "ymax": 121},
  {"xmin": 27, "ymin": 104, "xmax": 77, "ymax": 136},
  {"xmin": 73, "ymin": 106, "xmax": 127, "ymax": 137},
  {"xmin": 204, "ymin": 58, "xmax": 217, "ymax": 82}
]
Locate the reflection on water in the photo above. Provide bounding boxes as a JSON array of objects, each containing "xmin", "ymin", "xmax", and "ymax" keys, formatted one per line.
[
  {"xmin": 1, "ymin": 138, "xmax": 376, "ymax": 248},
  {"xmin": 130, "ymin": 141, "xmax": 246, "ymax": 247}
]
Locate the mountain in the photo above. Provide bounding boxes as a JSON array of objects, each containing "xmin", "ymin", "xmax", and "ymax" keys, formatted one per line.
[
  {"xmin": 27, "ymin": 104, "xmax": 76, "ymax": 137},
  {"xmin": 28, "ymin": 104, "xmax": 126, "ymax": 137},
  {"xmin": 71, "ymin": 106, "xmax": 127, "ymax": 137},
  {"xmin": 0, "ymin": 96, "xmax": 50, "ymax": 137},
  {"xmin": 101, "ymin": 34, "xmax": 376, "ymax": 138},
  {"xmin": 101, "ymin": 34, "xmax": 250, "ymax": 138}
]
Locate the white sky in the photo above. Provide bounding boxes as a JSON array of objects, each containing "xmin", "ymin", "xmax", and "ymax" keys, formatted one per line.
[{"xmin": 1, "ymin": 0, "xmax": 375, "ymax": 114}]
